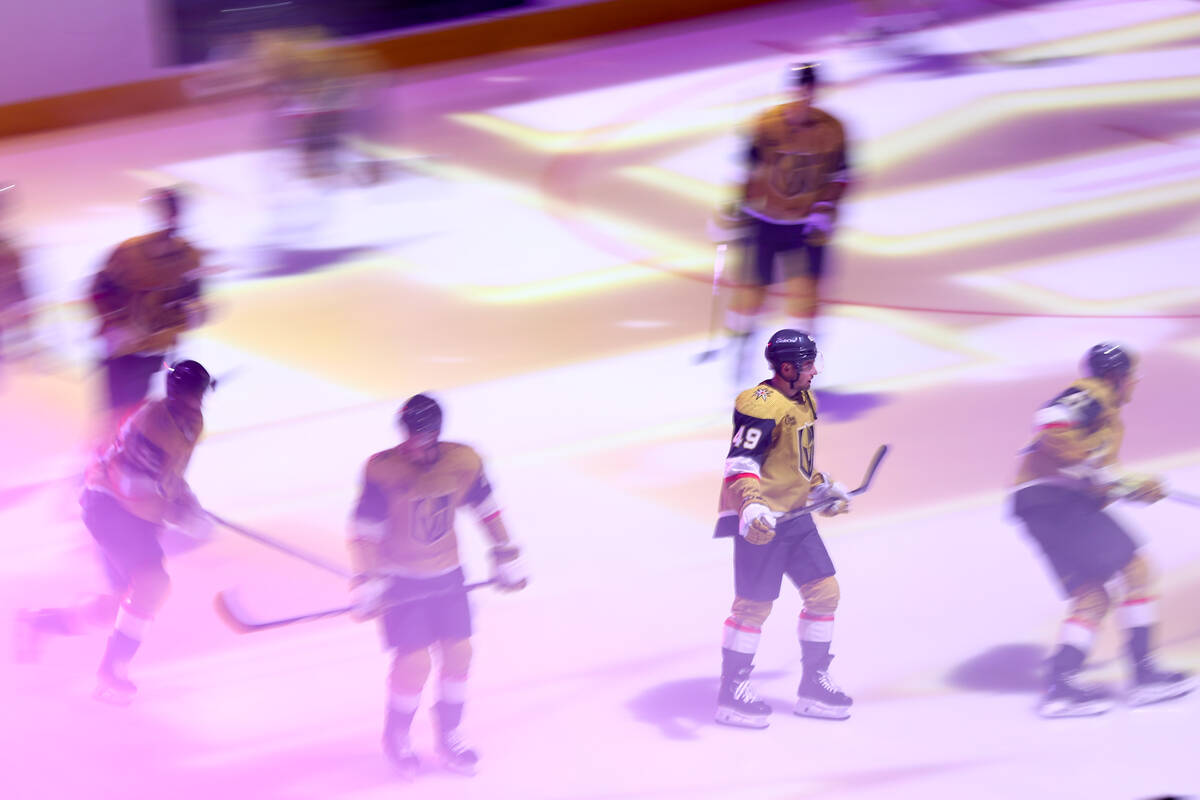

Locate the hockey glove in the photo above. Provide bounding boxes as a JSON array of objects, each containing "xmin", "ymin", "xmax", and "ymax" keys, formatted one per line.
[
  {"xmin": 490, "ymin": 544, "xmax": 528, "ymax": 592},
  {"xmin": 739, "ymin": 503, "xmax": 777, "ymax": 545},
  {"xmin": 1121, "ymin": 475, "xmax": 1166, "ymax": 504},
  {"xmin": 803, "ymin": 203, "xmax": 836, "ymax": 246},
  {"xmin": 811, "ymin": 474, "xmax": 851, "ymax": 516},
  {"xmin": 349, "ymin": 576, "xmax": 390, "ymax": 621},
  {"xmin": 706, "ymin": 203, "xmax": 752, "ymax": 242}
]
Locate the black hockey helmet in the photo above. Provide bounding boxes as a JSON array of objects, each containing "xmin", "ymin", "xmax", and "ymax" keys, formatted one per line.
[
  {"xmin": 765, "ymin": 329, "xmax": 818, "ymax": 373},
  {"xmin": 398, "ymin": 393, "xmax": 442, "ymax": 438},
  {"xmin": 166, "ymin": 359, "xmax": 212, "ymax": 398},
  {"xmin": 144, "ymin": 186, "xmax": 183, "ymax": 218},
  {"xmin": 789, "ymin": 62, "xmax": 819, "ymax": 90},
  {"xmin": 1085, "ymin": 342, "xmax": 1134, "ymax": 380}
]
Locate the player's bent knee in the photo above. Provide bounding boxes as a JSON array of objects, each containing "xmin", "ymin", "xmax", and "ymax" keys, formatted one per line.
[
  {"xmin": 730, "ymin": 596, "xmax": 773, "ymax": 628},
  {"xmin": 1119, "ymin": 553, "xmax": 1155, "ymax": 598},
  {"xmin": 800, "ymin": 575, "xmax": 839, "ymax": 616},
  {"xmin": 439, "ymin": 637, "xmax": 472, "ymax": 679},
  {"xmin": 1068, "ymin": 584, "xmax": 1110, "ymax": 626},
  {"xmin": 390, "ymin": 646, "xmax": 433, "ymax": 693},
  {"xmin": 128, "ymin": 567, "xmax": 171, "ymax": 617}
]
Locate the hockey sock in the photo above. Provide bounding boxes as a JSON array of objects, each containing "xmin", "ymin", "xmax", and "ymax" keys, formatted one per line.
[
  {"xmin": 721, "ymin": 647, "xmax": 754, "ymax": 679},
  {"xmin": 1126, "ymin": 626, "xmax": 1151, "ymax": 667},
  {"xmin": 434, "ymin": 701, "xmax": 464, "ymax": 733},
  {"xmin": 1049, "ymin": 644, "xmax": 1086, "ymax": 679},
  {"xmin": 800, "ymin": 639, "xmax": 831, "ymax": 670},
  {"xmin": 99, "ymin": 631, "xmax": 140, "ymax": 677}
]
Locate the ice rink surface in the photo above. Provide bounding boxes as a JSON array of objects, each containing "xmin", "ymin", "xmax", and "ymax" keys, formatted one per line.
[{"xmin": 1, "ymin": 0, "xmax": 1198, "ymax": 797}]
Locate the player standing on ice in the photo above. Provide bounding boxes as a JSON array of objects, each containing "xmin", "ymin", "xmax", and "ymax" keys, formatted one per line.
[
  {"xmin": 89, "ymin": 188, "xmax": 209, "ymax": 439},
  {"xmin": 713, "ymin": 330, "xmax": 855, "ymax": 728},
  {"xmin": 0, "ymin": 181, "xmax": 36, "ymax": 368},
  {"xmin": 347, "ymin": 394, "xmax": 528, "ymax": 777},
  {"xmin": 15, "ymin": 360, "xmax": 216, "ymax": 704},
  {"xmin": 716, "ymin": 63, "xmax": 851, "ymax": 383},
  {"xmin": 1012, "ymin": 343, "xmax": 1195, "ymax": 717}
]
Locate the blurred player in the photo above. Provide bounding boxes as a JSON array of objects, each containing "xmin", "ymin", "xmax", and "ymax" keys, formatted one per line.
[
  {"xmin": 89, "ymin": 188, "xmax": 208, "ymax": 438},
  {"xmin": 720, "ymin": 63, "xmax": 851, "ymax": 384},
  {"xmin": 851, "ymin": 0, "xmax": 943, "ymax": 41},
  {"xmin": 0, "ymin": 182, "xmax": 35, "ymax": 368},
  {"xmin": 348, "ymin": 394, "xmax": 527, "ymax": 777},
  {"xmin": 1012, "ymin": 343, "xmax": 1195, "ymax": 717},
  {"xmin": 713, "ymin": 330, "xmax": 855, "ymax": 728},
  {"xmin": 14, "ymin": 361, "xmax": 216, "ymax": 704}
]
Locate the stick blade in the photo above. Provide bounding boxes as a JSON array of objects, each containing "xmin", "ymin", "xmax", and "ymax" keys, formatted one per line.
[
  {"xmin": 213, "ymin": 589, "xmax": 256, "ymax": 634},
  {"xmin": 850, "ymin": 444, "xmax": 890, "ymax": 496}
]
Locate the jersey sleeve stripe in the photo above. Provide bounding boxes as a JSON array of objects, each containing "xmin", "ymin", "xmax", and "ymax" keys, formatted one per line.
[{"xmin": 724, "ymin": 455, "xmax": 763, "ymax": 479}]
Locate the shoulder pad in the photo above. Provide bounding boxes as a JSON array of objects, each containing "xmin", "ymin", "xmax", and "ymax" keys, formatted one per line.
[
  {"xmin": 735, "ymin": 384, "xmax": 789, "ymax": 420},
  {"xmin": 1046, "ymin": 383, "xmax": 1106, "ymax": 429}
]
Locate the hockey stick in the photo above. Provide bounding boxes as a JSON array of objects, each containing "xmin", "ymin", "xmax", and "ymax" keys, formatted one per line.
[
  {"xmin": 206, "ymin": 511, "xmax": 353, "ymax": 579},
  {"xmin": 777, "ymin": 444, "xmax": 890, "ymax": 523},
  {"xmin": 693, "ymin": 243, "xmax": 728, "ymax": 364},
  {"xmin": 214, "ymin": 579, "xmax": 498, "ymax": 634},
  {"xmin": 1166, "ymin": 489, "xmax": 1200, "ymax": 509}
]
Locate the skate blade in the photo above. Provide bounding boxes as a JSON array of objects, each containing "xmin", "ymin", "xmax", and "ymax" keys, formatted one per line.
[
  {"xmin": 93, "ymin": 684, "xmax": 136, "ymax": 706},
  {"xmin": 1128, "ymin": 677, "xmax": 1197, "ymax": 707},
  {"xmin": 1037, "ymin": 698, "xmax": 1112, "ymax": 718},
  {"xmin": 387, "ymin": 760, "xmax": 419, "ymax": 781},
  {"xmin": 383, "ymin": 748, "xmax": 420, "ymax": 781},
  {"xmin": 793, "ymin": 700, "xmax": 851, "ymax": 720},
  {"xmin": 714, "ymin": 706, "xmax": 770, "ymax": 729},
  {"xmin": 440, "ymin": 759, "xmax": 478, "ymax": 777}
]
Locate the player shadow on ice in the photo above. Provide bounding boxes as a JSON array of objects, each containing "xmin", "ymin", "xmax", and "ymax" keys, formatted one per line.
[
  {"xmin": 811, "ymin": 389, "xmax": 888, "ymax": 422},
  {"xmin": 254, "ymin": 245, "xmax": 377, "ymax": 278},
  {"xmin": 945, "ymin": 643, "xmax": 1046, "ymax": 694},
  {"xmin": 627, "ymin": 671, "xmax": 788, "ymax": 740}
]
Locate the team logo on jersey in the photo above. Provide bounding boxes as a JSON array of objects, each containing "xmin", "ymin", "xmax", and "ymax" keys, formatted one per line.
[
  {"xmin": 771, "ymin": 151, "xmax": 822, "ymax": 198},
  {"xmin": 754, "ymin": 387, "xmax": 771, "ymax": 401},
  {"xmin": 411, "ymin": 494, "xmax": 453, "ymax": 544}
]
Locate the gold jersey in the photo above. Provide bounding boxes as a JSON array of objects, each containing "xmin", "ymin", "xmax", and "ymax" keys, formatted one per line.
[
  {"xmin": 351, "ymin": 442, "xmax": 498, "ymax": 577},
  {"xmin": 1015, "ymin": 377, "xmax": 1125, "ymax": 492},
  {"xmin": 743, "ymin": 105, "xmax": 850, "ymax": 224},
  {"xmin": 0, "ymin": 238, "xmax": 27, "ymax": 309},
  {"xmin": 714, "ymin": 382, "xmax": 825, "ymax": 536},
  {"xmin": 84, "ymin": 398, "xmax": 203, "ymax": 524},
  {"xmin": 91, "ymin": 233, "xmax": 204, "ymax": 356}
]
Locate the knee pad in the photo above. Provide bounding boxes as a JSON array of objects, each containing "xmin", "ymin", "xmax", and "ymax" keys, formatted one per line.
[
  {"xmin": 727, "ymin": 287, "xmax": 767, "ymax": 321},
  {"xmin": 782, "ymin": 275, "xmax": 819, "ymax": 320},
  {"xmin": 730, "ymin": 596, "xmax": 773, "ymax": 628},
  {"xmin": 389, "ymin": 647, "xmax": 432, "ymax": 694},
  {"xmin": 1115, "ymin": 553, "xmax": 1155, "ymax": 600},
  {"xmin": 126, "ymin": 567, "xmax": 170, "ymax": 619},
  {"xmin": 1066, "ymin": 583, "xmax": 1110, "ymax": 627},
  {"xmin": 438, "ymin": 638, "xmax": 472, "ymax": 681},
  {"xmin": 799, "ymin": 575, "xmax": 840, "ymax": 617}
]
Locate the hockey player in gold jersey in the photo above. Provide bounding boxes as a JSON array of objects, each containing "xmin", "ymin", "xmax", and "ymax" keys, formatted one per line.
[
  {"xmin": 348, "ymin": 394, "xmax": 527, "ymax": 777},
  {"xmin": 713, "ymin": 330, "xmax": 854, "ymax": 728},
  {"xmin": 89, "ymin": 188, "xmax": 208, "ymax": 437},
  {"xmin": 722, "ymin": 63, "xmax": 851, "ymax": 382},
  {"xmin": 1012, "ymin": 343, "xmax": 1194, "ymax": 717},
  {"xmin": 15, "ymin": 361, "xmax": 215, "ymax": 704}
]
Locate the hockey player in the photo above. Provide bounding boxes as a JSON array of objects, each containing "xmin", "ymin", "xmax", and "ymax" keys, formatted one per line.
[
  {"xmin": 722, "ymin": 63, "xmax": 851, "ymax": 383},
  {"xmin": 0, "ymin": 182, "xmax": 34, "ymax": 367},
  {"xmin": 713, "ymin": 330, "xmax": 854, "ymax": 728},
  {"xmin": 15, "ymin": 360, "xmax": 215, "ymax": 704},
  {"xmin": 347, "ymin": 394, "xmax": 527, "ymax": 777},
  {"xmin": 1013, "ymin": 343, "xmax": 1194, "ymax": 717},
  {"xmin": 89, "ymin": 188, "xmax": 208, "ymax": 437}
]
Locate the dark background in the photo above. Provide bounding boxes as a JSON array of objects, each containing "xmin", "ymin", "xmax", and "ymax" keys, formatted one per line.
[{"xmin": 162, "ymin": 0, "xmax": 531, "ymax": 64}]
